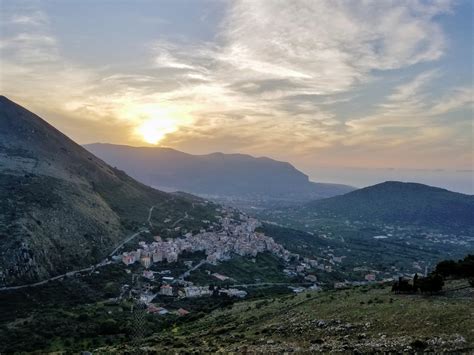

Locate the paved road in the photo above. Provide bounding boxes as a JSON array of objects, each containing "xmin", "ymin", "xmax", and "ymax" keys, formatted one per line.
[
  {"xmin": 171, "ymin": 212, "xmax": 188, "ymax": 228},
  {"xmin": 108, "ymin": 228, "xmax": 148, "ymax": 258},
  {"xmin": 0, "ymin": 261, "xmax": 114, "ymax": 292},
  {"xmin": 147, "ymin": 205, "xmax": 156, "ymax": 228},
  {"xmin": 179, "ymin": 259, "xmax": 208, "ymax": 279},
  {"xmin": 232, "ymin": 282, "xmax": 313, "ymax": 288}
]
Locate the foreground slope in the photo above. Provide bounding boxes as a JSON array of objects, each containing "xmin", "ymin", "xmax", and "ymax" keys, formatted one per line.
[
  {"xmin": 109, "ymin": 282, "xmax": 473, "ymax": 353},
  {"xmin": 304, "ymin": 181, "xmax": 474, "ymax": 230},
  {"xmin": 0, "ymin": 96, "xmax": 213, "ymax": 286},
  {"xmin": 85, "ymin": 143, "xmax": 354, "ymax": 203}
]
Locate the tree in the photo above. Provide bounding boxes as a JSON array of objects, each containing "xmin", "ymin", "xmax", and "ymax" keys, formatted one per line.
[
  {"xmin": 413, "ymin": 273, "xmax": 419, "ymax": 292},
  {"xmin": 418, "ymin": 274, "xmax": 444, "ymax": 294},
  {"xmin": 435, "ymin": 260, "xmax": 458, "ymax": 277},
  {"xmin": 391, "ymin": 277, "xmax": 413, "ymax": 293}
]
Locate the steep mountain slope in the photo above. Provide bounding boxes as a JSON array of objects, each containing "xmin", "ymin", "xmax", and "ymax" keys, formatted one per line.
[
  {"xmin": 304, "ymin": 181, "xmax": 474, "ymax": 229},
  {"xmin": 84, "ymin": 143, "xmax": 354, "ymax": 203},
  {"xmin": 0, "ymin": 96, "xmax": 214, "ymax": 286}
]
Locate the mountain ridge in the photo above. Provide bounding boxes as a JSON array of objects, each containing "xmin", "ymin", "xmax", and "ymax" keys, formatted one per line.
[
  {"xmin": 303, "ymin": 181, "xmax": 474, "ymax": 230},
  {"xmin": 0, "ymin": 96, "xmax": 214, "ymax": 286},
  {"xmin": 84, "ymin": 142, "xmax": 355, "ymax": 202}
]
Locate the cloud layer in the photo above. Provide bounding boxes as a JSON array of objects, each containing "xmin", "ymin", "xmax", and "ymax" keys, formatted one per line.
[{"xmin": 0, "ymin": 0, "xmax": 472, "ymax": 173}]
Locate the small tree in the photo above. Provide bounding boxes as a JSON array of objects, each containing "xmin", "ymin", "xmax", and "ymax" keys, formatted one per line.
[{"xmin": 413, "ymin": 273, "xmax": 419, "ymax": 292}]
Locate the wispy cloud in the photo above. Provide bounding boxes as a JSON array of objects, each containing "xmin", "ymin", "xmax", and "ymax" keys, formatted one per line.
[{"xmin": 0, "ymin": 0, "xmax": 471, "ymax": 171}]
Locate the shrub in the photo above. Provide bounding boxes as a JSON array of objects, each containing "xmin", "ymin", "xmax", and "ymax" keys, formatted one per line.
[{"xmin": 98, "ymin": 319, "xmax": 120, "ymax": 335}]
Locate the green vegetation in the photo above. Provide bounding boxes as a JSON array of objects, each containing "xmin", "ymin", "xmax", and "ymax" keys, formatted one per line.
[
  {"xmin": 0, "ymin": 97, "xmax": 218, "ymax": 286},
  {"xmin": 304, "ymin": 181, "xmax": 474, "ymax": 232},
  {"xmin": 188, "ymin": 252, "xmax": 296, "ymax": 285},
  {"xmin": 0, "ymin": 263, "xmax": 236, "ymax": 353},
  {"xmin": 392, "ymin": 255, "xmax": 474, "ymax": 294},
  {"xmin": 108, "ymin": 281, "xmax": 474, "ymax": 353},
  {"xmin": 435, "ymin": 254, "xmax": 474, "ymax": 279},
  {"xmin": 256, "ymin": 217, "xmax": 473, "ymax": 282}
]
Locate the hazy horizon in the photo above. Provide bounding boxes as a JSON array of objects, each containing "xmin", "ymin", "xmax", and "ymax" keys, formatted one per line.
[{"xmin": 84, "ymin": 141, "xmax": 473, "ymax": 194}]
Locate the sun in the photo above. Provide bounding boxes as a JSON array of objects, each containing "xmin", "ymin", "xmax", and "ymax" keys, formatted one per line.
[{"xmin": 135, "ymin": 117, "xmax": 178, "ymax": 145}]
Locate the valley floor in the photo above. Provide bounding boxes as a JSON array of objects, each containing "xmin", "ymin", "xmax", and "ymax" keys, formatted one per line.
[{"xmin": 107, "ymin": 280, "xmax": 473, "ymax": 353}]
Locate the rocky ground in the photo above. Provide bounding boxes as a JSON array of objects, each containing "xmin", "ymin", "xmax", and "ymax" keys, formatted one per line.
[{"xmin": 103, "ymin": 281, "xmax": 474, "ymax": 353}]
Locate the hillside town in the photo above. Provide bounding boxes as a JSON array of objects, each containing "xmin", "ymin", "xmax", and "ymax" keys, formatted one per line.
[
  {"xmin": 121, "ymin": 212, "xmax": 292, "ymax": 268},
  {"xmin": 113, "ymin": 208, "xmax": 344, "ymax": 312}
]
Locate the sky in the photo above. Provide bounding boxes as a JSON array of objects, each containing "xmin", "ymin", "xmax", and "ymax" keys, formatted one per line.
[{"xmin": 0, "ymin": 0, "xmax": 473, "ymax": 193}]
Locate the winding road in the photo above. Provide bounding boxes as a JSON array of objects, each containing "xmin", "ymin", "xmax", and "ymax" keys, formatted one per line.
[
  {"xmin": 232, "ymin": 282, "xmax": 313, "ymax": 288},
  {"xmin": 0, "ymin": 206, "xmax": 157, "ymax": 292},
  {"xmin": 171, "ymin": 212, "xmax": 189, "ymax": 228},
  {"xmin": 179, "ymin": 259, "xmax": 208, "ymax": 279},
  {"xmin": 108, "ymin": 228, "xmax": 148, "ymax": 258},
  {"xmin": 147, "ymin": 205, "xmax": 156, "ymax": 228}
]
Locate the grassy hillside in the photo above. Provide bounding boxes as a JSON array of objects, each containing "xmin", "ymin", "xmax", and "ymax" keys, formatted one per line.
[
  {"xmin": 304, "ymin": 181, "xmax": 474, "ymax": 231},
  {"xmin": 3, "ymin": 268, "xmax": 471, "ymax": 353},
  {"xmin": 115, "ymin": 281, "xmax": 473, "ymax": 353}
]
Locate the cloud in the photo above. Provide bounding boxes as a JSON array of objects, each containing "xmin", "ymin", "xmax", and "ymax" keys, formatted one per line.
[
  {"xmin": 9, "ymin": 10, "xmax": 49, "ymax": 27},
  {"xmin": 1, "ymin": 0, "xmax": 470, "ymax": 171},
  {"xmin": 216, "ymin": 0, "xmax": 449, "ymax": 94},
  {"xmin": 342, "ymin": 69, "xmax": 472, "ymax": 168},
  {"xmin": 347, "ymin": 70, "xmax": 472, "ymax": 134},
  {"xmin": 429, "ymin": 87, "xmax": 474, "ymax": 116},
  {"xmin": 138, "ymin": 1, "xmax": 459, "ymax": 161}
]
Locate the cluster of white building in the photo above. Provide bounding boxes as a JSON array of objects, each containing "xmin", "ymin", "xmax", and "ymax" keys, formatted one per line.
[
  {"xmin": 159, "ymin": 284, "xmax": 247, "ymax": 299},
  {"xmin": 121, "ymin": 214, "xmax": 295, "ymax": 268}
]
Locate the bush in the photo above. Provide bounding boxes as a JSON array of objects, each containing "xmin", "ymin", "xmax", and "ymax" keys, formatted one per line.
[
  {"xmin": 410, "ymin": 339, "xmax": 427, "ymax": 350},
  {"xmin": 435, "ymin": 255, "xmax": 474, "ymax": 279},
  {"xmin": 98, "ymin": 319, "xmax": 120, "ymax": 335}
]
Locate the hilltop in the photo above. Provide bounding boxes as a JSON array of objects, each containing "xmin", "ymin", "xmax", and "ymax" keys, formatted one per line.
[
  {"xmin": 303, "ymin": 181, "xmax": 474, "ymax": 230},
  {"xmin": 0, "ymin": 97, "xmax": 215, "ymax": 286},
  {"xmin": 84, "ymin": 143, "xmax": 354, "ymax": 206}
]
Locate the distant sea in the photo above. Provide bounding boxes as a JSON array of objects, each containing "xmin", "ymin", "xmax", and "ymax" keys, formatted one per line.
[{"xmin": 307, "ymin": 167, "xmax": 473, "ymax": 195}]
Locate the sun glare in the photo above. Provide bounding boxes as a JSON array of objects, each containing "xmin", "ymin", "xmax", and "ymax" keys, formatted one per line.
[{"xmin": 135, "ymin": 117, "xmax": 178, "ymax": 145}]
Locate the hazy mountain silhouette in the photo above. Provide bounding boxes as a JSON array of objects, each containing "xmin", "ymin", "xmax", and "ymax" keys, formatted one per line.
[
  {"xmin": 304, "ymin": 181, "xmax": 474, "ymax": 229},
  {"xmin": 85, "ymin": 143, "xmax": 355, "ymax": 203}
]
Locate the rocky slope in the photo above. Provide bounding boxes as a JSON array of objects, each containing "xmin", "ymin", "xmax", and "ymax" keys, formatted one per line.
[
  {"xmin": 0, "ymin": 96, "xmax": 213, "ymax": 286},
  {"xmin": 105, "ymin": 282, "xmax": 473, "ymax": 353}
]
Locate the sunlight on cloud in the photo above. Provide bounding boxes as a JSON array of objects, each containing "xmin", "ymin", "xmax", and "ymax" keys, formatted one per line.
[
  {"xmin": 123, "ymin": 104, "xmax": 191, "ymax": 145},
  {"xmin": 1, "ymin": 0, "xmax": 471, "ymax": 170},
  {"xmin": 135, "ymin": 117, "xmax": 178, "ymax": 144}
]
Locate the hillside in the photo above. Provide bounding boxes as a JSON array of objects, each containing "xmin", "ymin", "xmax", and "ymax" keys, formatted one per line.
[
  {"xmin": 0, "ymin": 96, "xmax": 215, "ymax": 286},
  {"xmin": 2, "ymin": 250, "xmax": 472, "ymax": 352},
  {"xmin": 107, "ymin": 282, "xmax": 473, "ymax": 353},
  {"xmin": 84, "ymin": 143, "xmax": 354, "ymax": 204},
  {"xmin": 303, "ymin": 181, "xmax": 474, "ymax": 230}
]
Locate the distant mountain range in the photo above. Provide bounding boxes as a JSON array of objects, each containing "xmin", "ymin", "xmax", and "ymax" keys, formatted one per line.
[
  {"xmin": 304, "ymin": 181, "xmax": 474, "ymax": 230},
  {"xmin": 84, "ymin": 143, "xmax": 355, "ymax": 205},
  {"xmin": 0, "ymin": 97, "xmax": 214, "ymax": 286}
]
